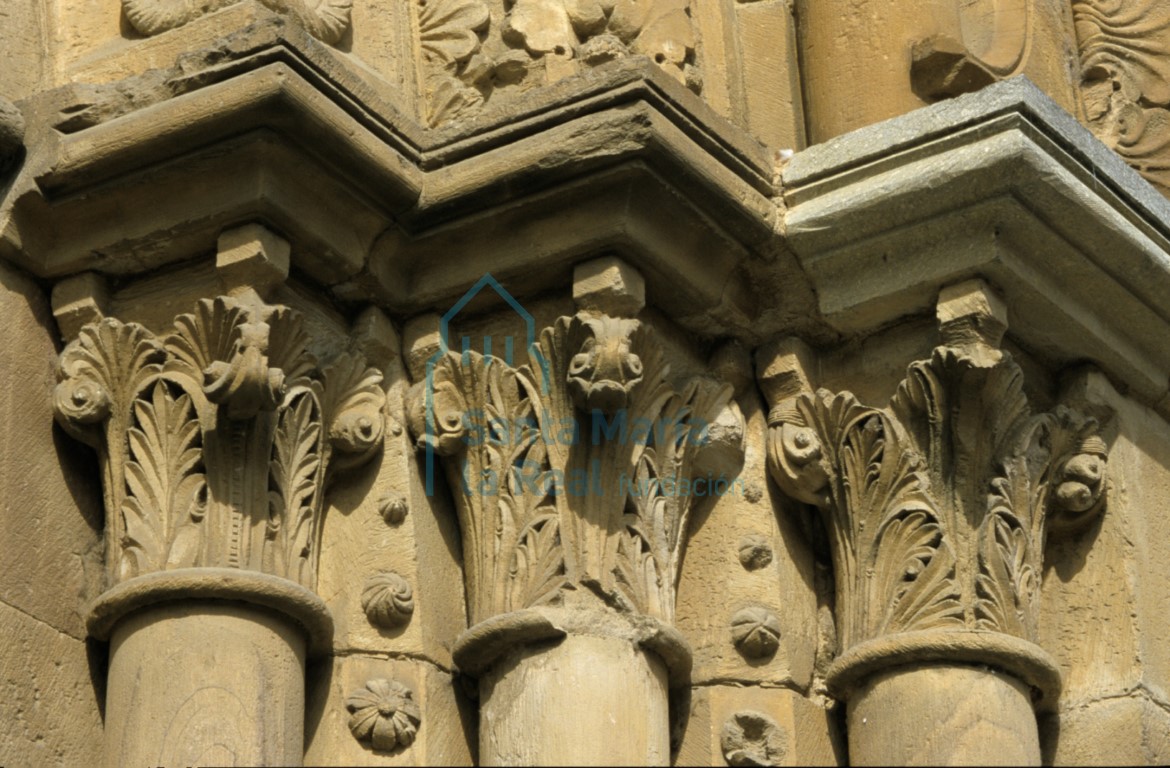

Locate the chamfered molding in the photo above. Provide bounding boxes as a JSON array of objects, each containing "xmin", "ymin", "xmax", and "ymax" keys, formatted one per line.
[
  {"xmin": 0, "ymin": 17, "xmax": 1168, "ymax": 419},
  {"xmin": 782, "ymin": 78, "xmax": 1170, "ymax": 417}
]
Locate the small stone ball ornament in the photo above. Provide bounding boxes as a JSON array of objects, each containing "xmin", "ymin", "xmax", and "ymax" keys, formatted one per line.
[
  {"xmin": 737, "ymin": 535, "xmax": 773, "ymax": 570},
  {"xmin": 346, "ymin": 679, "xmax": 421, "ymax": 752},
  {"xmin": 361, "ymin": 571, "xmax": 415, "ymax": 629},
  {"xmin": 730, "ymin": 607, "xmax": 782, "ymax": 659},
  {"xmin": 379, "ymin": 493, "xmax": 409, "ymax": 525}
]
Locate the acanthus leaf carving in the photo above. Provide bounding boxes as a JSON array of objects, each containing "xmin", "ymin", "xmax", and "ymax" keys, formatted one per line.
[
  {"xmin": 759, "ymin": 281, "xmax": 1109, "ymax": 669},
  {"xmin": 411, "ymin": 311, "xmax": 743, "ymax": 629},
  {"xmin": 418, "ymin": 0, "xmax": 492, "ymax": 126},
  {"xmin": 54, "ymin": 295, "xmax": 386, "ymax": 590},
  {"xmin": 120, "ymin": 380, "xmax": 207, "ymax": 580}
]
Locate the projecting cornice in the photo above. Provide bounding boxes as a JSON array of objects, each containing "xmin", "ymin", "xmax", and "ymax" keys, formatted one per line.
[
  {"xmin": 1, "ymin": 15, "xmax": 1169, "ymax": 415},
  {"xmin": 0, "ymin": 12, "xmax": 775, "ymax": 336},
  {"xmin": 782, "ymin": 77, "xmax": 1170, "ymax": 417}
]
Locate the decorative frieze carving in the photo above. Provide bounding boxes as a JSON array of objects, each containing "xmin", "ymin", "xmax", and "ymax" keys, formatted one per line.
[
  {"xmin": 121, "ymin": 0, "xmax": 353, "ymax": 45},
  {"xmin": 1074, "ymin": 1, "xmax": 1170, "ymax": 193},
  {"xmin": 417, "ymin": 0, "xmax": 493, "ymax": 126},
  {"xmin": 54, "ymin": 294, "xmax": 386, "ymax": 590},
  {"xmin": 758, "ymin": 280, "xmax": 1108, "ymax": 696},
  {"xmin": 414, "ymin": 0, "xmax": 699, "ymax": 126}
]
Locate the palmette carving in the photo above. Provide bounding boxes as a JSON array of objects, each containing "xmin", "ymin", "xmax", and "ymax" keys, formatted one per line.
[
  {"xmin": 761, "ymin": 284, "xmax": 1108, "ymax": 657},
  {"xmin": 1074, "ymin": 1, "xmax": 1170, "ymax": 193},
  {"xmin": 54, "ymin": 296, "xmax": 386, "ymax": 589},
  {"xmin": 411, "ymin": 312, "xmax": 743, "ymax": 626},
  {"xmin": 121, "ymin": 0, "xmax": 353, "ymax": 45}
]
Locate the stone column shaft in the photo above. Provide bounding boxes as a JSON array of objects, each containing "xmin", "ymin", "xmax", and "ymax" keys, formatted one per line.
[
  {"xmin": 103, "ymin": 601, "xmax": 308, "ymax": 766},
  {"xmin": 848, "ymin": 665, "xmax": 1038, "ymax": 766},
  {"xmin": 479, "ymin": 633, "xmax": 670, "ymax": 766}
]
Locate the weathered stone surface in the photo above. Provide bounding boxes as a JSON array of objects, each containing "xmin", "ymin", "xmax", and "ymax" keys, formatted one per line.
[
  {"xmin": 104, "ymin": 601, "xmax": 307, "ymax": 766},
  {"xmin": 0, "ymin": 602, "xmax": 103, "ymax": 768},
  {"xmin": 1041, "ymin": 695, "xmax": 1170, "ymax": 766},
  {"xmin": 0, "ymin": 262, "xmax": 102, "ymax": 639},
  {"xmin": 4, "ymin": 2, "xmax": 1170, "ymax": 765}
]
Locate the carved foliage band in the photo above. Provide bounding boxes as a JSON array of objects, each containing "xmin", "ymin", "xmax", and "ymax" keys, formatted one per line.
[
  {"xmin": 410, "ymin": 313, "xmax": 743, "ymax": 627},
  {"xmin": 414, "ymin": 0, "xmax": 699, "ymax": 126},
  {"xmin": 54, "ymin": 296, "xmax": 385, "ymax": 589},
  {"xmin": 1074, "ymin": 1, "xmax": 1170, "ymax": 192},
  {"xmin": 122, "ymin": 0, "xmax": 353, "ymax": 46}
]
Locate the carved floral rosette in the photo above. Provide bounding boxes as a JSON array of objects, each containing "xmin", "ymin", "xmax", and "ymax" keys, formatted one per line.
[
  {"xmin": 54, "ymin": 295, "xmax": 385, "ymax": 592},
  {"xmin": 761, "ymin": 309, "xmax": 1108, "ymax": 700},
  {"xmin": 409, "ymin": 312, "xmax": 743, "ymax": 644}
]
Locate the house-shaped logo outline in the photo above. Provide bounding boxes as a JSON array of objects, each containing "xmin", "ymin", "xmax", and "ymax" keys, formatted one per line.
[{"xmin": 423, "ymin": 273, "xmax": 550, "ymax": 495}]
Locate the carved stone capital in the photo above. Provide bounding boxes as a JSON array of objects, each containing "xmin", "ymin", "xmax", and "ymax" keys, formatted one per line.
[
  {"xmin": 54, "ymin": 293, "xmax": 386, "ymax": 593},
  {"xmin": 411, "ymin": 312, "xmax": 742, "ymax": 628},
  {"xmin": 758, "ymin": 280, "xmax": 1109, "ymax": 703},
  {"xmin": 407, "ymin": 263, "xmax": 744, "ymax": 678}
]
